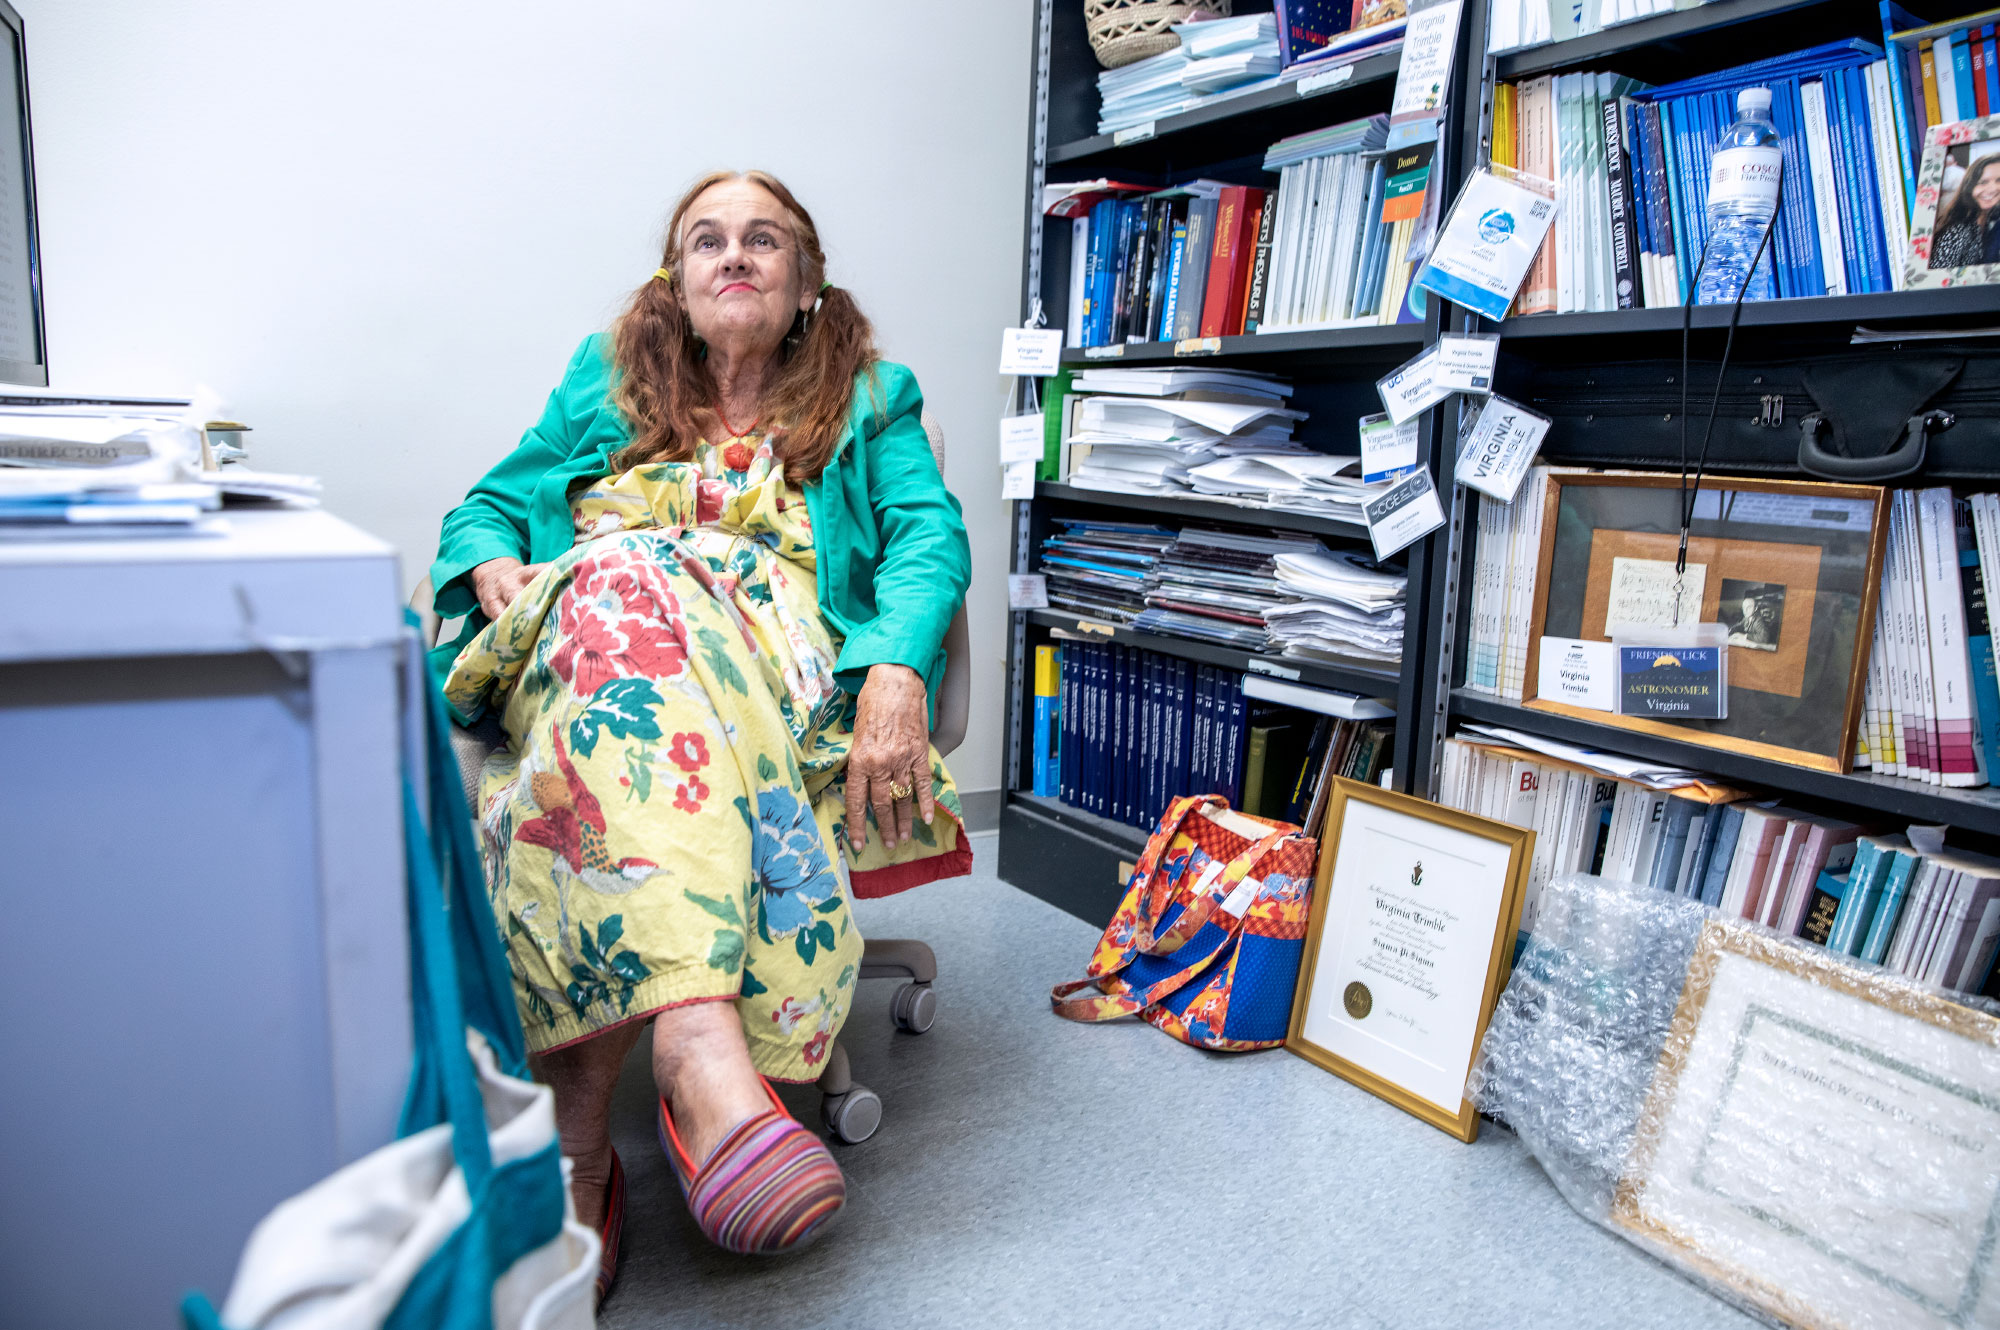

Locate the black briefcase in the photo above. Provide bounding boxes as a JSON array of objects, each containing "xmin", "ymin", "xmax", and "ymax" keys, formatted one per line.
[{"xmin": 1516, "ymin": 340, "xmax": 2000, "ymax": 481}]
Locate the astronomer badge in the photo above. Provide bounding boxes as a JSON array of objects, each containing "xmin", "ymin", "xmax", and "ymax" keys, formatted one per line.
[{"xmin": 1343, "ymin": 981, "xmax": 1373, "ymax": 1019}]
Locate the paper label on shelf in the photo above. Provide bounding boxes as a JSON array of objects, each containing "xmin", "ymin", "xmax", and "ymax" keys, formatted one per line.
[
  {"xmin": 1358, "ymin": 411, "xmax": 1420, "ymax": 483},
  {"xmin": 1084, "ymin": 344, "xmax": 1125, "ymax": 359},
  {"xmin": 999, "ymin": 414, "xmax": 1045, "ymax": 464},
  {"xmin": 1001, "ymin": 459, "xmax": 1036, "ymax": 499},
  {"xmin": 1377, "ymin": 347, "xmax": 1449, "ymax": 425},
  {"xmin": 1456, "ymin": 394, "xmax": 1550, "ymax": 503},
  {"xmin": 1391, "ymin": 0, "xmax": 1462, "ymax": 120},
  {"xmin": 1113, "ymin": 121, "xmax": 1157, "ymax": 145},
  {"xmin": 1362, "ymin": 467, "xmax": 1445, "ymax": 558},
  {"xmin": 1245, "ymin": 658, "xmax": 1302, "ymax": 680},
  {"xmin": 1174, "ymin": 337, "xmax": 1222, "ymax": 356},
  {"xmin": 1008, "ymin": 573, "xmax": 1049, "ymax": 610},
  {"xmin": 1414, "ymin": 166, "xmax": 1557, "ymax": 322},
  {"xmin": 999, "ymin": 327, "xmax": 1064, "ymax": 376},
  {"xmin": 1435, "ymin": 333, "xmax": 1499, "ymax": 393},
  {"xmin": 1298, "ymin": 65, "xmax": 1356, "ymax": 96},
  {"xmin": 1536, "ymin": 636, "xmax": 1617, "ymax": 712}
]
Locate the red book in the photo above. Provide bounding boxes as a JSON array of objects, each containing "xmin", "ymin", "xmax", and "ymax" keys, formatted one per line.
[
  {"xmin": 1198, "ymin": 186, "xmax": 1257, "ymax": 339},
  {"xmin": 1228, "ymin": 196, "xmax": 1267, "ymax": 334},
  {"xmin": 1978, "ymin": 38, "xmax": 1992, "ymax": 115}
]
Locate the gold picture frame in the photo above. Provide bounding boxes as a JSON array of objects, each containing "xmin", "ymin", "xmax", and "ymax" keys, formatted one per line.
[
  {"xmin": 1521, "ymin": 472, "xmax": 1888, "ymax": 774},
  {"xmin": 1612, "ymin": 920, "xmax": 2000, "ymax": 1329},
  {"xmin": 1285, "ymin": 779, "xmax": 1533, "ymax": 1142}
]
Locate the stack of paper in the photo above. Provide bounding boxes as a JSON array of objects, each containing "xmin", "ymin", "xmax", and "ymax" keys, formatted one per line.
[
  {"xmin": 1098, "ymin": 45, "xmax": 1196, "ymax": 133},
  {"xmin": 1184, "ymin": 452, "xmax": 1385, "ymax": 524},
  {"xmin": 1265, "ymin": 549, "xmax": 1407, "ymax": 663},
  {"xmin": 1067, "ymin": 393, "xmax": 1307, "ymax": 496},
  {"xmin": 1175, "ymin": 15, "xmax": 1281, "ymax": 93},
  {"xmin": 1136, "ymin": 526, "xmax": 1329, "ymax": 650},
  {"xmin": 1279, "ymin": 15, "xmax": 1410, "ymax": 74},
  {"xmin": 1096, "ymin": 17, "xmax": 1288, "ymax": 133}
]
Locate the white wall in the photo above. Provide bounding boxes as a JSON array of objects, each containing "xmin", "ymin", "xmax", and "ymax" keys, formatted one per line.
[{"xmin": 29, "ymin": 0, "xmax": 1031, "ymax": 800}]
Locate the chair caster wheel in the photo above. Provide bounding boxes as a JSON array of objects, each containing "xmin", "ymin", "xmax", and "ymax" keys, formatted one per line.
[
  {"xmin": 891, "ymin": 982, "xmax": 936, "ymax": 1034},
  {"xmin": 821, "ymin": 1085, "xmax": 882, "ymax": 1145}
]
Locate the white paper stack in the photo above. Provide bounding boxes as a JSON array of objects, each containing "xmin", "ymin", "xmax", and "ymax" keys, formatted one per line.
[
  {"xmin": 1137, "ymin": 526, "xmax": 1329, "ymax": 650},
  {"xmin": 1096, "ymin": 16, "xmax": 1286, "ymax": 134},
  {"xmin": 1066, "ymin": 376, "xmax": 1308, "ymax": 497},
  {"xmin": 1265, "ymin": 549, "xmax": 1408, "ymax": 663},
  {"xmin": 1175, "ymin": 15, "xmax": 1281, "ymax": 93},
  {"xmin": 1184, "ymin": 452, "xmax": 1385, "ymax": 524}
]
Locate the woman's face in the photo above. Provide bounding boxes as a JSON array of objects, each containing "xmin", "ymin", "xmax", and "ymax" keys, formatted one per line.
[
  {"xmin": 678, "ymin": 179, "xmax": 815, "ymax": 357},
  {"xmin": 1974, "ymin": 161, "xmax": 2000, "ymax": 213}
]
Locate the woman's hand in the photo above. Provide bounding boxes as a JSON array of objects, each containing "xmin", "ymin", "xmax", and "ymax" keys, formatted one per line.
[
  {"xmin": 469, "ymin": 556, "xmax": 549, "ymax": 622},
  {"xmin": 844, "ymin": 663, "xmax": 934, "ymax": 853}
]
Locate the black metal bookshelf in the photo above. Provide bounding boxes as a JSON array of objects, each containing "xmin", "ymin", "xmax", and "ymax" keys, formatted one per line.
[
  {"xmin": 1027, "ymin": 608, "xmax": 1400, "ymax": 698},
  {"xmin": 1492, "ymin": 285, "xmax": 2000, "ymax": 340},
  {"xmin": 1059, "ymin": 320, "xmax": 1427, "ymax": 365}
]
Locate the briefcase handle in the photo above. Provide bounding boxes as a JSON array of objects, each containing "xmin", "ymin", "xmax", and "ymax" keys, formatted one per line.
[{"xmin": 1797, "ymin": 409, "xmax": 1953, "ymax": 482}]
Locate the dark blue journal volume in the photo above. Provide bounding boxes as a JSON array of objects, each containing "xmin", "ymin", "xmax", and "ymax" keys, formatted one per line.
[{"xmin": 1052, "ymin": 644, "xmax": 1248, "ymax": 831}]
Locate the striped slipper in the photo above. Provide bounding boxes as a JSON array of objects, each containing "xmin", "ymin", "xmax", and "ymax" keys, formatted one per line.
[
  {"xmin": 594, "ymin": 1149, "xmax": 626, "ymax": 1309},
  {"xmin": 656, "ymin": 1082, "xmax": 845, "ymax": 1255}
]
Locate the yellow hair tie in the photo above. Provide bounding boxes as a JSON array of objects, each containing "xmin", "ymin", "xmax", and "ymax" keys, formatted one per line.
[{"xmin": 652, "ymin": 267, "xmax": 672, "ymax": 284}]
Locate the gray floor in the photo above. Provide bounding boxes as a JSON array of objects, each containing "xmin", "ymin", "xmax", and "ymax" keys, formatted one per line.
[{"xmin": 597, "ymin": 831, "xmax": 1753, "ymax": 1330}]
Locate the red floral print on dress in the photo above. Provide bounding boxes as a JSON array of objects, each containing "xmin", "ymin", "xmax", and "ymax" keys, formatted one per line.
[
  {"xmin": 668, "ymin": 731, "xmax": 710, "ymax": 773},
  {"xmin": 697, "ymin": 478, "xmax": 728, "ymax": 525},
  {"xmin": 546, "ymin": 549, "xmax": 689, "ymax": 694},
  {"xmin": 722, "ymin": 441, "xmax": 755, "ymax": 473},
  {"xmin": 801, "ymin": 1030, "xmax": 830, "ymax": 1066},
  {"xmin": 673, "ymin": 777, "xmax": 709, "ymax": 813}
]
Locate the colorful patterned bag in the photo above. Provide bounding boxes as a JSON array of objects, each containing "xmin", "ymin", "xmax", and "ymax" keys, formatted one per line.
[{"xmin": 1051, "ymin": 794, "xmax": 1318, "ymax": 1050}]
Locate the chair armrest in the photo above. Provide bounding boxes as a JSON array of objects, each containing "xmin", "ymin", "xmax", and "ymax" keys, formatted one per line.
[
  {"xmin": 929, "ymin": 604, "xmax": 970, "ymax": 760},
  {"xmin": 410, "ymin": 574, "xmax": 442, "ymax": 648}
]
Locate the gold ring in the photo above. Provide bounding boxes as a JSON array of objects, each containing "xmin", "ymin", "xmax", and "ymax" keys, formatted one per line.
[{"xmin": 888, "ymin": 779, "xmax": 914, "ymax": 800}]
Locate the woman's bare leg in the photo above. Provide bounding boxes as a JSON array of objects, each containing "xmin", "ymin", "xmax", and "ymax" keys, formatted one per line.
[
  {"xmin": 652, "ymin": 999, "xmax": 770, "ymax": 1166},
  {"xmin": 531, "ymin": 1019, "xmax": 647, "ymax": 1229}
]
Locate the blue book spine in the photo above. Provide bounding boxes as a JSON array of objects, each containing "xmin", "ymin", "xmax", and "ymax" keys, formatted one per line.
[
  {"xmin": 1841, "ymin": 67, "xmax": 1892, "ymax": 291},
  {"xmin": 1955, "ymin": 29, "xmax": 1978, "ymax": 118},
  {"xmin": 1819, "ymin": 78, "xmax": 1864, "ymax": 293},
  {"xmin": 1106, "ymin": 646, "xmax": 1123, "ymax": 823},
  {"xmin": 1158, "ymin": 224, "xmax": 1187, "ymax": 341},
  {"xmin": 1829, "ymin": 838, "xmax": 1888, "ymax": 953},
  {"xmin": 1083, "ymin": 200, "xmax": 1108, "ymax": 347},
  {"xmin": 1700, "ymin": 803, "xmax": 1747, "ymax": 907},
  {"xmin": 1626, "ymin": 100, "xmax": 1655, "ymax": 296},
  {"xmin": 1680, "ymin": 803, "xmax": 1723, "ymax": 897},
  {"xmin": 1034, "ymin": 694, "xmax": 1059, "ymax": 798},
  {"xmin": 1225, "ymin": 673, "xmax": 1246, "ymax": 806},
  {"xmin": 1861, "ymin": 850, "xmax": 1920, "ymax": 964},
  {"xmin": 1771, "ymin": 79, "xmax": 1816, "ymax": 297},
  {"xmin": 1986, "ymin": 26, "xmax": 1999, "ymax": 111},
  {"xmin": 1882, "ymin": 2, "xmax": 1921, "ymax": 214},
  {"xmin": 1123, "ymin": 648, "xmax": 1140, "ymax": 826},
  {"xmin": 1059, "ymin": 647, "xmax": 1077, "ymax": 806},
  {"xmin": 1094, "ymin": 644, "xmax": 1110, "ymax": 819},
  {"xmin": 1174, "ymin": 661, "xmax": 1193, "ymax": 799},
  {"xmin": 1648, "ymin": 799, "xmax": 1698, "ymax": 891},
  {"xmin": 1083, "ymin": 644, "xmax": 1099, "ymax": 816},
  {"xmin": 1190, "ymin": 666, "xmax": 1211, "ymax": 793},
  {"xmin": 1661, "ymin": 101, "xmax": 1693, "ymax": 299},
  {"xmin": 1144, "ymin": 654, "xmax": 1161, "ymax": 824}
]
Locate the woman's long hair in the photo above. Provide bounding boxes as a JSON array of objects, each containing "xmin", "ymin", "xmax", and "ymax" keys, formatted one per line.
[
  {"xmin": 610, "ymin": 170, "xmax": 878, "ymax": 484},
  {"xmin": 1936, "ymin": 154, "xmax": 2000, "ymax": 243}
]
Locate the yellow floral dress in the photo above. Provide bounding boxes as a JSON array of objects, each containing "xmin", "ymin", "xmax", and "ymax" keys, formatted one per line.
[{"xmin": 443, "ymin": 432, "xmax": 970, "ymax": 1080}]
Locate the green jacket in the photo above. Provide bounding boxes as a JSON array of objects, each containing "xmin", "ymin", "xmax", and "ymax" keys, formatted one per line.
[{"xmin": 429, "ymin": 335, "xmax": 971, "ymax": 720}]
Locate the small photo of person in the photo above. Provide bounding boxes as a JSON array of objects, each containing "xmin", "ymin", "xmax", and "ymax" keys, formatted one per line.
[
  {"xmin": 1719, "ymin": 578, "xmax": 1785, "ymax": 652},
  {"xmin": 1928, "ymin": 140, "xmax": 2000, "ymax": 268}
]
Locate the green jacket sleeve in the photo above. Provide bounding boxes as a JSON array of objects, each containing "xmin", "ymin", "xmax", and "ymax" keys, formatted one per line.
[
  {"xmin": 429, "ymin": 336, "xmax": 600, "ymax": 619},
  {"xmin": 832, "ymin": 366, "xmax": 972, "ymax": 684}
]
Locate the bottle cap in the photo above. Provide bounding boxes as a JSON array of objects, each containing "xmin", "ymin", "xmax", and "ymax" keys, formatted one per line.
[{"xmin": 1738, "ymin": 86, "xmax": 1773, "ymax": 115}]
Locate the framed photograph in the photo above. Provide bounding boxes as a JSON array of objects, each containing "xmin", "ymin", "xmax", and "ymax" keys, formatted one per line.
[
  {"xmin": 1521, "ymin": 473, "xmax": 1889, "ymax": 773},
  {"xmin": 1907, "ymin": 114, "xmax": 2000, "ymax": 289},
  {"xmin": 1286, "ymin": 779, "xmax": 1532, "ymax": 1142},
  {"xmin": 1613, "ymin": 920, "xmax": 2000, "ymax": 1330}
]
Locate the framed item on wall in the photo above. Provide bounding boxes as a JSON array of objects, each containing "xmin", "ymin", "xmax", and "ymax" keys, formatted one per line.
[
  {"xmin": 1907, "ymin": 114, "xmax": 2000, "ymax": 289},
  {"xmin": 1520, "ymin": 473, "xmax": 1888, "ymax": 773},
  {"xmin": 1286, "ymin": 779, "xmax": 1531, "ymax": 1142},
  {"xmin": 1613, "ymin": 920, "xmax": 2000, "ymax": 1329}
]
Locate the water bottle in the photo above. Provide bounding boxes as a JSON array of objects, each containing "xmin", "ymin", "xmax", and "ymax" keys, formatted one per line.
[{"xmin": 1696, "ymin": 87, "xmax": 1783, "ymax": 305}]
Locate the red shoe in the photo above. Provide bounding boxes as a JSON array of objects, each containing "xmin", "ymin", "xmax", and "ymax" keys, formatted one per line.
[{"xmin": 593, "ymin": 1149, "xmax": 626, "ymax": 1309}]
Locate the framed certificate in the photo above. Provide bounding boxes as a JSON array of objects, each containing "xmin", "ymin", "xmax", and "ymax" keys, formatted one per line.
[
  {"xmin": 1615, "ymin": 921, "xmax": 2000, "ymax": 1330},
  {"xmin": 1286, "ymin": 779, "xmax": 1532, "ymax": 1141}
]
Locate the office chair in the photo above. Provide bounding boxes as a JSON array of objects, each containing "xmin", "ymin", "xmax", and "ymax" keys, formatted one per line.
[{"xmin": 410, "ymin": 410, "xmax": 968, "ymax": 1145}]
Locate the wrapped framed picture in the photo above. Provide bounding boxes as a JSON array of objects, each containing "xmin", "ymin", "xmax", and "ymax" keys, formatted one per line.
[
  {"xmin": 1907, "ymin": 114, "xmax": 2000, "ymax": 288},
  {"xmin": 1520, "ymin": 473, "xmax": 1888, "ymax": 772}
]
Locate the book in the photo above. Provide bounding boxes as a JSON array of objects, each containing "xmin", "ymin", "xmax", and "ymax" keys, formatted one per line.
[
  {"xmin": 1242, "ymin": 197, "xmax": 1280, "ymax": 333},
  {"xmin": 1172, "ymin": 198, "xmax": 1219, "ymax": 342},
  {"xmin": 1861, "ymin": 843, "xmax": 1923, "ymax": 964},
  {"xmin": 1801, "ymin": 870, "xmax": 1848, "ymax": 946},
  {"xmin": 1034, "ymin": 645, "xmax": 1061, "ymax": 797},
  {"xmin": 1199, "ymin": 186, "xmax": 1253, "ymax": 339}
]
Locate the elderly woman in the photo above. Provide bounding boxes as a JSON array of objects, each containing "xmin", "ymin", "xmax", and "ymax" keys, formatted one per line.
[{"xmin": 429, "ymin": 170, "xmax": 972, "ymax": 1296}]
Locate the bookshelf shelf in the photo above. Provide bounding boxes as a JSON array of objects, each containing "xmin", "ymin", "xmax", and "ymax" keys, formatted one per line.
[
  {"xmin": 1047, "ymin": 51, "xmax": 1401, "ymax": 170},
  {"xmin": 996, "ymin": 791, "xmax": 1150, "ymax": 926},
  {"xmin": 1493, "ymin": 0, "xmax": 1834, "ymax": 80},
  {"xmin": 1060, "ymin": 320, "xmax": 1427, "ymax": 366},
  {"xmin": 1494, "ymin": 284, "xmax": 2000, "ymax": 340},
  {"xmin": 1449, "ymin": 691, "xmax": 2000, "ymax": 836},
  {"xmin": 1035, "ymin": 481, "xmax": 1369, "ymax": 540},
  {"xmin": 1027, "ymin": 608, "xmax": 1401, "ymax": 700}
]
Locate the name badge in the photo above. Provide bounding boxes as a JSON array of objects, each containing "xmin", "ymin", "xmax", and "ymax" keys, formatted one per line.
[
  {"xmin": 999, "ymin": 327, "xmax": 1064, "ymax": 376},
  {"xmin": 1362, "ymin": 467, "xmax": 1445, "ymax": 558},
  {"xmin": 1618, "ymin": 644, "xmax": 1726, "ymax": 719},
  {"xmin": 1537, "ymin": 636, "xmax": 1617, "ymax": 712}
]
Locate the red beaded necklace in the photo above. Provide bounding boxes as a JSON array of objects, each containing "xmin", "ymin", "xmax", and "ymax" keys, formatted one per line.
[{"xmin": 715, "ymin": 403, "xmax": 760, "ymax": 439}]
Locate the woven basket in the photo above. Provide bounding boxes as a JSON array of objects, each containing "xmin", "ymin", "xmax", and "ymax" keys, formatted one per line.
[{"xmin": 1084, "ymin": 0, "xmax": 1232, "ymax": 70}]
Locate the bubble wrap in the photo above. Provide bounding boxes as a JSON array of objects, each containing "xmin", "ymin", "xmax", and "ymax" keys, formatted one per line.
[{"xmin": 1468, "ymin": 873, "xmax": 2000, "ymax": 1330}]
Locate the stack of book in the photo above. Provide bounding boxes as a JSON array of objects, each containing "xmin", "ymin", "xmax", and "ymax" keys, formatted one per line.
[
  {"xmin": 1276, "ymin": 0, "xmax": 1408, "ymax": 73},
  {"xmin": 1095, "ymin": 15, "xmax": 1283, "ymax": 135},
  {"xmin": 1064, "ymin": 178, "xmax": 1279, "ymax": 348},
  {"xmin": 1487, "ymin": 0, "xmax": 1696, "ymax": 57},
  {"xmin": 1494, "ymin": 41, "xmax": 1911, "ymax": 312},
  {"xmin": 1883, "ymin": 5, "xmax": 2000, "ymax": 212},
  {"xmin": 1257, "ymin": 116, "xmax": 1421, "ymax": 331},
  {"xmin": 1056, "ymin": 642, "xmax": 1393, "ymax": 829},
  {"xmin": 1466, "ymin": 474, "xmax": 2000, "ymax": 792},
  {"xmin": 1438, "ymin": 735, "xmax": 2000, "ymax": 995},
  {"xmin": 1134, "ymin": 526, "xmax": 1331, "ymax": 650},
  {"xmin": 1038, "ymin": 518, "xmax": 1175, "ymax": 623}
]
